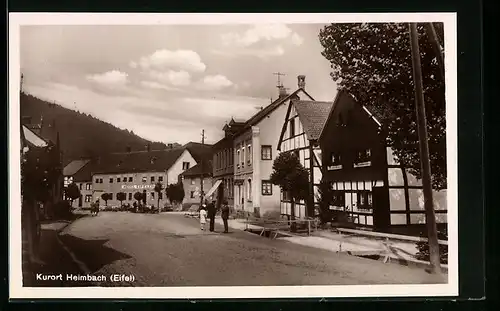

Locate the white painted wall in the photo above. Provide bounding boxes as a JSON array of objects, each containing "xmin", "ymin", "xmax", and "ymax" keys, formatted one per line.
[{"xmin": 167, "ymin": 149, "xmax": 197, "ymax": 185}]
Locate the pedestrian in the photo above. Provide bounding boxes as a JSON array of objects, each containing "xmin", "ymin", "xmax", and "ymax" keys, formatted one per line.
[
  {"xmin": 221, "ymin": 200, "xmax": 230, "ymax": 233},
  {"xmin": 199, "ymin": 206, "xmax": 207, "ymax": 231},
  {"xmin": 206, "ymin": 199, "xmax": 216, "ymax": 232}
]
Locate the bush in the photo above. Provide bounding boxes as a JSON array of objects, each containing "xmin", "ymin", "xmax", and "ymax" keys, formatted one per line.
[{"xmin": 415, "ymin": 228, "xmax": 448, "ymax": 264}]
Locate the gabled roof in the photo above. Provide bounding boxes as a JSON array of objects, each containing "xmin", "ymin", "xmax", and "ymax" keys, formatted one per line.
[
  {"xmin": 183, "ymin": 142, "xmax": 213, "ymax": 163},
  {"xmin": 22, "ymin": 125, "xmax": 48, "ymax": 148},
  {"xmin": 292, "ymin": 100, "xmax": 335, "ymax": 141},
  {"xmin": 72, "ymin": 160, "xmax": 95, "ymax": 182},
  {"xmin": 63, "ymin": 159, "xmax": 90, "ymax": 176},
  {"xmin": 181, "ymin": 160, "xmax": 213, "ymax": 177},
  {"xmin": 318, "ymin": 91, "xmax": 383, "ymax": 141},
  {"xmin": 235, "ymin": 88, "xmax": 315, "ymax": 136}
]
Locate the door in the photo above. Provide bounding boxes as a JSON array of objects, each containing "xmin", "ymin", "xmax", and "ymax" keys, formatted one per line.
[
  {"xmin": 372, "ymin": 186, "xmax": 390, "ymax": 232},
  {"xmin": 78, "ymin": 195, "xmax": 83, "ymax": 207}
]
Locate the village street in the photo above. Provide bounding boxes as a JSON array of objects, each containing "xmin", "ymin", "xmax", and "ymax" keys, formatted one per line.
[{"xmin": 31, "ymin": 212, "xmax": 445, "ymax": 287}]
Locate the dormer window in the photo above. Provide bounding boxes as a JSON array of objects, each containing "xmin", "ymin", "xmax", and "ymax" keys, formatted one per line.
[{"xmin": 150, "ymin": 156, "xmax": 157, "ymax": 164}]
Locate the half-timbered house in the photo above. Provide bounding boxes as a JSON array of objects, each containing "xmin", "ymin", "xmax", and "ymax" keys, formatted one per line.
[
  {"xmin": 318, "ymin": 91, "xmax": 447, "ymax": 235},
  {"xmin": 276, "ymin": 98, "xmax": 334, "ymax": 218}
]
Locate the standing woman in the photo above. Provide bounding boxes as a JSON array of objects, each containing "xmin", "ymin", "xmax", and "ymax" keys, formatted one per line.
[{"xmin": 221, "ymin": 200, "xmax": 230, "ymax": 233}]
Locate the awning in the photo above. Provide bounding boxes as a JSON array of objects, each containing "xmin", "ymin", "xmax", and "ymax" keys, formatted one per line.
[{"xmin": 203, "ymin": 180, "xmax": 222, "ymax": 199}]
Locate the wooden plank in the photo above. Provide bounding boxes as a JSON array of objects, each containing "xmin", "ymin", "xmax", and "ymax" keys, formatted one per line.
[{"xmin": 336, "ymin": 228, "xmax": 448, "ymax": 245}]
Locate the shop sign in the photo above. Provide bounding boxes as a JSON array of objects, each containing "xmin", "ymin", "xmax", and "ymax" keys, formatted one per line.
[{"xmin": 121, "ymin": 184, "xmax": 155, "ymax": 190}]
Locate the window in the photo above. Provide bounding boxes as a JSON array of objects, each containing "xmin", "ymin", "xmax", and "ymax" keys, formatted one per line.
[
  {"xmin": 151, "ymin": 192, "xmax": 155, "ymax": 199},
  {"xmin": 109, "ymin": 193, "xmax": 113, "ymax": 200},
  {"xmin": 151, "ymin": 176, "xmax": 155, "ymax": 182},
  {"xmin": 236, "ymin": 150, "xmax": 240, "ymax": 168},
  {"xmin": 79, "ymin": 183, "xmax": 83, "ymax": 190},
  {"xmin": 247, "ymin": 144, "xmax": 252, "ymax": 164},
  {"xmin": 117, "ymin": 177, "xmax": 121, "ymax": 182},
  {"xmin": 289, "ymin": 119, "xmax": 295, "ymax": 137},
  {"xmin": 95, "ymin": 178, "xmax": 100, "ymax": 183},
  {"xmin": 183, "ymin": 162, "xmax": 190, "ymax": 170},
  {"xmin": 354, "ymin": 149, "xmax": 372, "ymax": 167},
  {"xmin": 129, "ymin": 177, "xmax": 133, "ymax": 182},
  {"xmin": 331, "ymin": 153, "xmax": 341, "ymax": 165},
  {"xmin": 85, "ymin": 195, "xmax": 92, "ymax": 203},
  {"xmin": 86, "ymin": 183, "xmax": 91, "ymax": 190},
  {"xmin": 158, "ymin": 176, "xmax": 163, "ymax": 182},
  {"xmin": 262, "ymin": 181, "xmax": 273, "ymax": 195},
  {"xmin": 261, "ymin": 145, "xmax": 272, "ymax": 160},
  {"xmin": 357, "ymin": 191, "xmax": 373, "ymax": 209},
  {"xmin": 159, "ymin": 193, "xmax": 163, "ymax": 200},
  {"xmin": 282, "ymin": 190, "xmax": 291, "ymax": 201},
  {"xmin": 142, "ymin": 176, "xmax": 147, "ymax": 183},
  {"xmin": 190, "ymin": 191, "xmax": 195, "ymax": 198},
  {"xmin": 128, "ymin": 193, "xmax": 132, "ymax": 200},
  {"xmin": 332, "ymin": 191, "xmax": 345, "ymax": 207},
  {"xmin": 110, "ymin": 178, "xmax": 114, "ymax": 183}
]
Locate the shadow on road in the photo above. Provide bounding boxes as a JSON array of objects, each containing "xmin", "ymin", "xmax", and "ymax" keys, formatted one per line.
[
  {"xmin": 25, "ymin": 227, "xmax": 90, "ymax": 287},
  {"xmin": 58, "ymin": 234, "xmax": 132, "ymax": 273}
]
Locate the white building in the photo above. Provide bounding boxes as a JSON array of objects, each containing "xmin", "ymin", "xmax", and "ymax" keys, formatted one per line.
[{"xmin": 232, "ymin": 75, "xmax": 315, "ymax": 217}]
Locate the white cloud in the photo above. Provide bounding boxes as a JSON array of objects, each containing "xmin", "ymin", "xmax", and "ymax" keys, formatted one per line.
[
  {"xmin": 212, "ymin": 45, "xmax": 285, "ymax": 59},
  {"xmin": 221, "ymin": 24, "xmax": 303, "ymax": 47},
  {"xmin": 197, "ymin": 74, "xmax": 234, "ymax": 91},
  {"xmin": 148, "ymin": 70, "xmax": 191, "ymax": 87},
  {"xmin": 134, "ymin": 49, "xmax": 206, "ymax": 73},
  {"xmin": 140, "ymin": 80, "xmax": 180, "ymax": 91},
  {"xmin": 86, "ymin": 70, "xmax": 128, "ymax": 86}
]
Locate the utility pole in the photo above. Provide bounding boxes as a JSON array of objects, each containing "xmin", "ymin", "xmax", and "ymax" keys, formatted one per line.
[
  {"xmin": 409, "ymin": 23, "xmax": 442, "ymax": 275},
  {"xmin": 200, "ymin": 129, "xmax": 206, "ymax": 206},
  {"xmin": 424, "ymin": 23, "xmax": 445, "ymax": 79}
]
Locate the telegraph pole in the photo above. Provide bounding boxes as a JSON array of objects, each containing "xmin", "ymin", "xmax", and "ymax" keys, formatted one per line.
[
  {"xmin": 409, "ymin": 23, "xmax": 442, "ymax": 275},
  {"xmin": 424, "ymin": 23, "xmax": 445, "ymax": 79},
  {"xmin": 200, "ymin": 129, "xmax": 206, "ymax": 206}
]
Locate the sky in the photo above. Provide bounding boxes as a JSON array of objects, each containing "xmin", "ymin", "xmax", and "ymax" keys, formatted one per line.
[{"xmin": 21, "ymin": 24, "xmax": 338, "ymax": 144}]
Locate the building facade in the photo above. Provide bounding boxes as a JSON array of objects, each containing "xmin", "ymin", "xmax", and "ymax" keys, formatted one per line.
[
  {"xmin": 62, "ymin": 146, "xmax": 200, "ymax": 209},
  {"xmin": 181, "ymin": 161, "xmax": 213, "ymax": 206},
  {"xmin": 233, "ymin": 75, "xmax": 314, "ymax": 217},
  {"xmin": 63, "ymin": 159, "xmax": 93, "ymax": 208},
  {"xmin": 212, "ymin": 119, "xmax": 245, "ymax": 208},
  {"xmin": 318, "ymin": 92, "xmax": 447, "ymax": 235},
  {"xmin": 276, "ymin": 99, "xmax": 333, "ymax": 219}
]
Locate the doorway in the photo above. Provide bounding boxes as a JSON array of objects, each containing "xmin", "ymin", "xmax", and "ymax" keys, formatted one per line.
[{"xmin": 372, "ymin": 186, "xmax": 390, "ymax": 232}]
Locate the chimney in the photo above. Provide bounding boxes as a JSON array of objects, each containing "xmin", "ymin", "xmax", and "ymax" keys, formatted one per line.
[
  {"xmin": 167, "ymin": 143, "xmax": 173, "ymax": 149},
  {"xmin": 297, "ymin": 75, "xmax": 306, "ymax": 90},
  {"xmin": 126, "ymin": 146, "xmax": 132, "ymax": 153},
  {"xmin": 278, "ymin": 86, "xmax": 288, "ymax": 99}
]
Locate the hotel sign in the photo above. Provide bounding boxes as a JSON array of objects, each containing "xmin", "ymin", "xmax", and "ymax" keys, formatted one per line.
[{"xmin": 121, "ymin": 184, "xmax": 155, "ymax": 190}]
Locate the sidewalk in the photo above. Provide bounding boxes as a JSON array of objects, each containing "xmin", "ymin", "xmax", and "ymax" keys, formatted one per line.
[
  {"xmin": 24, "ymin": 220, "xmax": 90, "ymax": 287},
  {"xmin": 216, "ymin": 217, "xmax": 448, "ymax": 272}
]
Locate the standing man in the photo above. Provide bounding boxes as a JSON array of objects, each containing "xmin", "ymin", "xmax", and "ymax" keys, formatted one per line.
[
  {"xmin": 206, "ymin": 199, "xmax": 216, "ymax": 232},
  {"xmin": 221, "ymin": 200, "xmax": 230, "ymax": 233}
]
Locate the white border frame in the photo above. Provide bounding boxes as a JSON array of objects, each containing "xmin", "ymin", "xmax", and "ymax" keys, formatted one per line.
[{"xmin": 9, "ymin": 13, "xmax": 458, "ymax": 299}]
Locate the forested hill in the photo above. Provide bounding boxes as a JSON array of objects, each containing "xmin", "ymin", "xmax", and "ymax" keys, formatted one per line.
[{"xmin": 20, "ymin": 92, "xmax": 181, "ymax": 165}]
